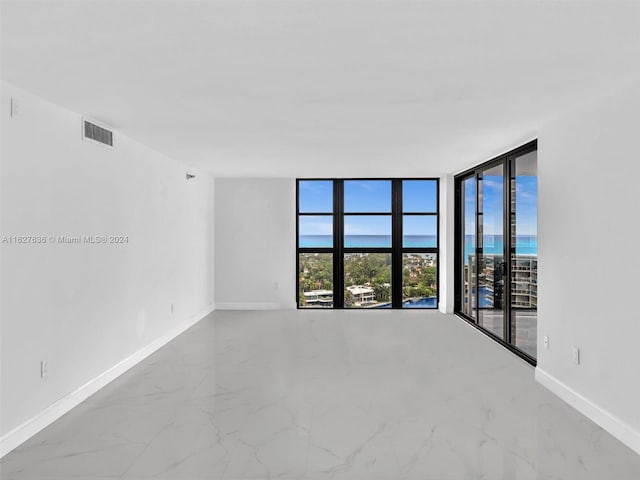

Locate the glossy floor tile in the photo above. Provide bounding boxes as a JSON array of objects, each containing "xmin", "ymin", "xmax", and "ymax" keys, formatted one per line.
[{"xmin": 2, "ymin": 310, "xmax": 640, "ymax": 479}]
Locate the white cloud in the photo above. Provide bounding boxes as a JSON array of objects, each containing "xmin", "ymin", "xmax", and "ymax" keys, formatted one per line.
[{"xmin": 300, "ymin": 219, "xmax": 332, "ymax": 235}]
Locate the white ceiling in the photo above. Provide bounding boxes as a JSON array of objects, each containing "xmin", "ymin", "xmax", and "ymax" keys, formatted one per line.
[{"xmin": 2, "ymin": 1, "xmax": 640, "ymax": 177}]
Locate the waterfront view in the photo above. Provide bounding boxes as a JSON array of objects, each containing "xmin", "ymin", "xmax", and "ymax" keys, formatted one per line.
[
  {"xmin": 298, "ymin": 179, "xmax": 439, "ymax": 309},
  {"xmin": 458, "ymin": 146, "xmax": 538, "ymax": 359},
  {"xmin": 299, "ymin": 235, "xmax": 438, "ymax": 249},
  {"xmin": 299, "ymin": 251, "xmax": 437, "ymax": 309}
]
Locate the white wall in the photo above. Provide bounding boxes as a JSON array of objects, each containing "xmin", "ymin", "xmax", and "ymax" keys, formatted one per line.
[
  {"xmin": 438, "ymin": 174, "xmax": 455, "ymax": 314},
  {"xmin": 214, "ymin": 178, "xmax": 296, "ymax": 309},
  {"xmin": 536, "ymin": 81, "xmax": 640, "ymax": 454},
  {"xmin": 215, "ymin": 177, "xmax": 451, "ymax": 311},
  {"xmin": 0, "ymin": 83, "xmax": 215, "ymax": 455}
]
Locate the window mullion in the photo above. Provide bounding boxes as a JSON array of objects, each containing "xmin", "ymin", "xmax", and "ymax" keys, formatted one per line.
[
  {"xmin": 392, "ymin": 179, "xmax": 403, "ymax": 308},
  {"xmin": 334, "ymin": 180, "xmax": 344, "ymax": 308},
  {"xmin": 298, "ymin": 177, "xmax": 439, "ymax": 310}
]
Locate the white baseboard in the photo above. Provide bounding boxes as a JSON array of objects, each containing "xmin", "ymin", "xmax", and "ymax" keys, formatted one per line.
[
  {"xmin": 535, "ymin": 367, "xmax": 640, "ymax": 455},
  {"xmin": 0, "ymin": 304, "xmax": 215, "ymax": 459},
  {"xmin": 215, "ymin": 302, "xmax": 281, "ymax": 310}
]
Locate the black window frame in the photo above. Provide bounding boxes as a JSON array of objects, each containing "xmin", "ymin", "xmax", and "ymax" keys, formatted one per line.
[
  {"xmin": 454, "ymin": 140, "xmax": 538, "ymax": 365},
  {"xmin": 297, "ymin": 178, "xmax": 440, "ymax": 310}
]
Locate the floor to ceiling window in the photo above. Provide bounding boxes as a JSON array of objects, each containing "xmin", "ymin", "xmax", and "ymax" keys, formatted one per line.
[
  {"xmin": 297, "ymin": 179, "xmax": 439, "ymax": 309},
  {"xmin": 454, "ymin": 141, "xmax": 538, "ymax": 363}
]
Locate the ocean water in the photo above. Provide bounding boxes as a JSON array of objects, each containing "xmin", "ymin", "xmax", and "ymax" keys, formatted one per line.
[
  {"xmin": 300, "ymin": 234, "xmax": 537, "ymax": 256},
  {"xmin": 299, "ymin": 235, "xmax": 436, "ymax": 248},
  {"xmin": 464, "ymin": 235, "xmax": 537, "ymax": 261}
]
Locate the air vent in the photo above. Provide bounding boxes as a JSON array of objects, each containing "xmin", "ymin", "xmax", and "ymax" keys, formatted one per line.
[{"xmin": 82, "ymin": 119, "xmax": 113, "ymax": 147}]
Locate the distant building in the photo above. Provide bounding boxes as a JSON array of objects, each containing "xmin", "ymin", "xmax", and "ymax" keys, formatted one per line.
[
  {"xmin": 511, "ymin": 255, "xmax": 537, "ymax": 308},
  {"xmin": 346, "ymin": 285, "xmax": 376, "ymax": 305},
  {"xmin": 303, "ymin": 289, "xmax": 333, "ymax": 307},
  {"xmin": 463, "ymin": 254, "xmax": 537, "ymax": 314}
]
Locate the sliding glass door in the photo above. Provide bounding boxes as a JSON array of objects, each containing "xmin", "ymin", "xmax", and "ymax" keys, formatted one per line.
[
  {"xmin": 509, "ymin": 149, "xmax": 538, "ymax": 358},
  {"xmin": 455, "ymin": 141, "xmax": 538, "ymax": 363},
  {"xmin": 460, "ymin": 177, "xmax": 476, "ymax": 319},
  {"xmin": 478, "ymin": 162, "xmax": 506, "ymax": 339}
]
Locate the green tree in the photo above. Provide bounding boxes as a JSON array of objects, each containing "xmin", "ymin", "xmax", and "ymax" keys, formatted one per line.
[
  {"xmin": 373, "ymin": 282, "xmax": 391, "ymax": 302},
  {"xmin": 344, "ymin": 289, "xmax": 353, "ymax": 307}
]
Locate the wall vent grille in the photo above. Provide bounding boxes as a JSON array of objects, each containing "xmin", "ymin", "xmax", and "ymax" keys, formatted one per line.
[{"xmin": 83, "ymin": 120, "xmax": 113, "ymax": 147}]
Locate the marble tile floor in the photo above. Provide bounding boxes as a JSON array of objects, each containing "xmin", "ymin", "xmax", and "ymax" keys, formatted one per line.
[{"xmin": 2, "ymin": 309, "xmax": 640, "ymax": 480}]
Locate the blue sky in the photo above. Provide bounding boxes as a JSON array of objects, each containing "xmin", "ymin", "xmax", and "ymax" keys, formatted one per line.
[
  {"xmin": 515, "ymin": 177, "xmax": 538, "ymax": 236},
  {"xmin": 464, "ymin": 175, "xmax": 537, "ymax": 237},
  {"xmin": 463, "ymin": 177, "xmax": 476, "ymax": 237},
  {"xmin": 344, "ymin": 181, "xmax": 391, "ymax": 212},
  {"xmin": 299, "ymin": 177, "xmax": 533, "ymax": 238},
  {"xmin": 481, "ymin": 176, "xmax": 504, "ymax": 236},
  {"xmin": 344, "ymin": 216, "xmax": 390, "ymax": 235},
  {"xmin": 300, "ymin": 179, "xmax": 439, "ymax": 237},
  {"xmin": 300, "ymin": 214, "xmax": 437, "ymax": 237},
  {"xmin": 299, "ymin": 215, "xmax": 333, "ymax": 235},
  {"xmin": 299, "ymin": 180, "xmax": 438, "ymax": 213},
  {"xmin": 299, "ymin": 215, "xmax": 393, "ymax": 237},
  {"xmin": 298, "ymin": 215, "xmax": 392, "ymax": 238},
  {"xmin": 299, "ymin": 180, "xmax": 333, "ymax": 212},
  {"xmin": 403, "ymin": 215, "xmax": 437, "ymax": 236},
  {"xmin": 403, "ymin": 180, "xmax": 437, "ymax": 212}
]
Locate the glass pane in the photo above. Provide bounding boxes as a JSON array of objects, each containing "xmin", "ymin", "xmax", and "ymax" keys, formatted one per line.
[
  {"xmin": 344, "ymin": 216, "xmax": 391, "ymax": 247},
  {"xmin": 402, "ymin": 253, "xmax": 437, "ymax": 308},
  {"xmin": 403, "ymin": 180, "xmax": 437, "ymax": 213},
  {"xmin": 403, "ymin": 215, "xmax": 437, "ymax": 247},
  {"xmin": 478, "ymin": 163, "xmax": 505, "ymax": 339},
  {"xmin": 461, "ymin": 177, "xmax": 477, "ymax": 319},
  {"xmin": 344, "ymin": 180, "xmax": 391, "ymax": 213},
  {"xmin": 510, "ymin": 150, "xmax": 538, "ymax": 358},
  {"xmin": 344, "ymin": 253, "xmax": 392, "ymax": 308},
  {"xmin": 298, "ymin": 253, "xmax": 334, "ymax": 308},
  {"xmin": 299, "ymin": 180, "xmax": 333, "ymax": 213},
  {"xmin": 299, "ymin": 216, "xmax": 333, "ymax": 247}
]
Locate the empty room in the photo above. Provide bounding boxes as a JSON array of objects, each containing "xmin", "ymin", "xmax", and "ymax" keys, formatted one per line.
[{"xmin": 1, "ymin": 1, "xmax": 640, "ymax": 479}]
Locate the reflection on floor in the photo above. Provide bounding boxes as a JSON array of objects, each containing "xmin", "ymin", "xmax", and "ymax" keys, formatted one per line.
[
  {"xmin": 477, "ymin": 309, "xmax": 538, "ymax": 359},
  {"xmin": 2, "ymin": 310, "xmax": 639, "ymax": 479},
  {"xmin": 512, "ymin": 310, "xmax": 537, "ymax": 358}
]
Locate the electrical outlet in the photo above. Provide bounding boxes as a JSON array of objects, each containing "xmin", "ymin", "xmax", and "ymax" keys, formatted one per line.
[
  {"xmin": 11, "ymin": 97, "xmax": 20, "ymax": 118},
  {"xmin": 573, "ymin": 347, "xmax": 580, "ymax": 365},
  {"xmin": 40, "ymin": 360, "xmax": 48, "ymax": 378},
  {"xmin": 543, "ymin": 336, "xmax": 549, "ymax": 349}
]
